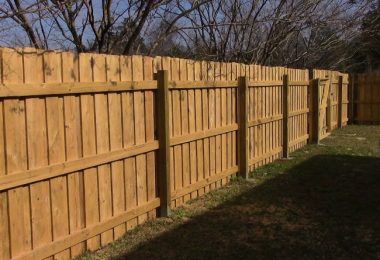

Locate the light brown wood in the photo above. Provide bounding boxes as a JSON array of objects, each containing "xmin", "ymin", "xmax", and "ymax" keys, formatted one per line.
[
  {"xmin": 249, "ymin": 147, "xmax": 283, "ymax": 165},
  {"xmin": 246, "ymin": 80, "xmax": 309, "ymax": 87},
  {"xmin": 168, "ymin": 80, "xmax": 238, "ymax": 89},
  {"xmin": 120, "ymin": 55, "xmax": 139, "ymax": 231},
  {"xmin": 171, "ymin": 166, "xmax": 239, "ymax": 200},
  {"xmin": 0, "ymin": 86, "xmax": 8, "ymax": 259},
  {"xmin": 201, "ymin": 61, "xmax": 210, "ymax": 194},
  {"xmin": 0, "ymin": 47, "xmax": 349, "ymax": 259},
  {"xmin": 144, "ymin": 56, "xmax": 157, "ymax": 220},
  {"xmin": 92, "ymin": 54, "xmax": 114, "ymax": 246},
  {"xmin": 311, "ymin": 79, "xmax": 321, "ymax": 143},
  {"xmin": 0, "ymin": 80, "xmax": 157, "ymax": 97},
  {"xmin": 283, "ymin": 75, "xmax": 289, "ymax": 158},
  {"xmin": 179, "ymin": 59, "xmax": 190, "ymax": 202},
  {"xmin": 44, "ymin": 51, "xmax": 71, "ymax": 259},
  {"xmin": 79, "ymin": 53, "xmax": 101, "ymax": 250},
  {"xmin": 106, "ymin": 54, "xmax": 127, "ymax": 239},
  {"xmin": 171, "ymin": 58, "xmax": 184, "ymax": 206},
  {"xmin": 23, "ymin": 49, "xmax": 53, "ymax": 259},
  {"xmin": 132, "ymin": 55, "xmax": 149, "ymax": 224},
  {"xmin": 194, "ymin": 61, "xmax": 205, "ymax": 196},
  {"xmin": 2, "ymin": 48, "xmax": 32, "ymax": 259},
  {"xmin": 215, "ymin": 67, "xmax": 222, "ymax": 188},
  {"xmin": 61, "ymin": 51, "xmax": 86, "ymax": 257},
  {"xmin": 13, "ymin": 199, "xmax": 160, "ymax": 260},
  {"xmin": 170, "ymin": 124, "xmax": 238, "ymax": 146},
  {"xmin": 338, "ymin": 76, "xmax": 344, "ymax": 128},
  {"xmin": 353, "ymin": 72, "xmax": 380, "ymax": 124}
]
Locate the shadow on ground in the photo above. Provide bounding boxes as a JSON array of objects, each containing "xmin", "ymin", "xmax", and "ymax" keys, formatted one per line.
[{"xmin": 119, "ymin": 155, "xmax": 380, "ymax": 259}]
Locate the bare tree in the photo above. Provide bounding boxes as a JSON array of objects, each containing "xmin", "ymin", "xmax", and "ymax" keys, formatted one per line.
[
  {"xmin": 146, "ymin": 0, "xmax": 375, "ymax": 69},
  {"xmin": 0, "ymin": 0, "xmax": 376, "ymax": 71}
]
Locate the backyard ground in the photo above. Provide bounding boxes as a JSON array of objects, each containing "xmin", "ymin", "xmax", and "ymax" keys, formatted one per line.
[{"xmin": 79, "ymin": 125, "xmax": 380, "ymax": 259}]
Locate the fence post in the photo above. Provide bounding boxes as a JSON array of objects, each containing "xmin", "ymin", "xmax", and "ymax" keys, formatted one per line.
[
  {"xmin": 348, "ymin": 74, "xmax": 355, "ymax": 124},
  {"xmin": 282, "ymin": 74, "xmax": 289, "ymax": 158},
  {"xmin": 326, "ymin": 80, "xmax": 333, "ymax": 132},
  {"xmin": 156, "ymin": 70, "xmax": 171, "ymax": 217},
  {"xmin": 326, "ymin": 98, "xmax": 332, "ymax": 132},
  {"xmin": 338, "ymin": 75, "xmax": 343, "ymax": 128},
  {"xmin": 238, "ymin": 76, "xmax": 249, "ymax": 179},
  {"xmin": 311, "ymin": 79, "xmax": 321, "ymax": 144}
]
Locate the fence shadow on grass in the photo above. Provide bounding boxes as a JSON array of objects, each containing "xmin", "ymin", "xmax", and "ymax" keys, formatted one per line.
[{"xmin": 120, "ymin": 155, "xmax": 380, "ymax": 259}]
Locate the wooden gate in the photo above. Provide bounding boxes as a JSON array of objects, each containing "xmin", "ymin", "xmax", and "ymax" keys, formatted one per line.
[
  {"xmin": 309, "ymin": 69, "xmax": 349, "ymax": 144},
  {"xmin": 310, "ymin": 78, "xmax": 331, "ymax": 142}
]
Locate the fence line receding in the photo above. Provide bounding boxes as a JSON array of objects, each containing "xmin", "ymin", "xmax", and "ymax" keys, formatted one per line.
[{"xmin": 0, "ymin": 48, "xmax": 349, "ymax": 260}]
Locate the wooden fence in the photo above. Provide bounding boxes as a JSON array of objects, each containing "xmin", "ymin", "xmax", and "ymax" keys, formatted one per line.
[
  {"xmin": 309, "ymin": 70, "xmax": 350, "ymax": 142},
  {"xmin": 0, "ymin": 48, "xmax": 348, "ymax": 259},
  {"xmin": 351, "ymin": 72, "xmax": 380, "ymax": 124}
]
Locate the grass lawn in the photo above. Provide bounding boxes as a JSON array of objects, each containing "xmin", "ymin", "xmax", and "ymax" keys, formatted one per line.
[{"xmin": 79, "ymin": 125, "xmax": 380, "ymax": 259}]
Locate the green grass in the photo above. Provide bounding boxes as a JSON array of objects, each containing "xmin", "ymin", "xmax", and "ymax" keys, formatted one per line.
[{"xmin": 78, "ymin": 125, "xmax": 380, "ymax": 259}]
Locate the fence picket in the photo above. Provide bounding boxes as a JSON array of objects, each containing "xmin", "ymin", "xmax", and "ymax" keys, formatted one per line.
[{"xmin": 0, "ymin": 47, "xmax": 350, "ymax": 259}]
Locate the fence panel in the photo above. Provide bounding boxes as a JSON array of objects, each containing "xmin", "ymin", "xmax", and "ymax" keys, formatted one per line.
[
  {"xmin": 0, "ymin": 47, "xmax": 349, "ymax": 259},
  {"xmin": 287, "ymin": 68, "xmax": 310, "ymax": 153},
  {"xmin": 354, "ymin": 72, "xmax": 380, "ymax": 124},
  {"xmin": 167, "ymin": 59, "xmax": 239, "ymax": 206},
  {"xmin": 0, "ymin": 48, "xmax": 160, "ymax": 259}
]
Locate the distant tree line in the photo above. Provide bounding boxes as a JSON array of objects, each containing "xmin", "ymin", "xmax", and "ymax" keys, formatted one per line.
[{"xmin": 0, "ymin": 0, "xmax": 378, "ymax": 73}]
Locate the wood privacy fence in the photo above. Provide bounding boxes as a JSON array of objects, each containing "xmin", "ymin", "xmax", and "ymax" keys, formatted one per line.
[
  {"xmin": 310, "ymin": 70, "xmax": 350, "ymax": 142},
  {"xmin": 351, "ymin": 72, "xmax": 380, "ymax": 124},
  {"xmin": 0, "ymin": 48, "xmax": 348, "ymax": 259}
]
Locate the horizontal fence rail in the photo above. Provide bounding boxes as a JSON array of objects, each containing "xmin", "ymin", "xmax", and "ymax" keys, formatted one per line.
[{"xmin": 0, "ymin": 47, "xmax": 349, "ymax": 260}]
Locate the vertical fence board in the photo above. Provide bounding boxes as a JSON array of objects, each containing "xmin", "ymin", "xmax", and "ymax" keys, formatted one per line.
[
  {"xmin": 92, "ymin": 54, "xmax": 114, "ymax": 246},
  {"xmin": 194, "ymin": 61, "xmax": 205, "ymax": 196},
  {"xmin": 120, "ymin": 55, "xmax": 138, "ymax": 230},
  {"xmin": 0, "ymin": 48, "xmax": 350, "ymax": 259},
  {"xmin": 0, "ymin": 84, "xmax": 9, "ymax": 259},
  {"xmin": 44, "ymin": 51, "xmax": 71, "ymax": 260},
  {"xmin": 132, "ymin": 56, "xmax": 149, "ymax": 223},
  {"xmin": 0, "ymin": 49, "xmax": 32, "ymax": 257},
  {"xmin": 107, "ymin": 54, "xmax": 126, "ymax": 239},
  {"xmin": 23, "ymin": 50, "xmax": 53, "ymax": 258},
  {"xmin": 143, "ymin": 56, "xmax": 157, "ymax": 219},
  {"xmin": 62, "ymin": 51, "xmax": 86, "ymax": 258},
  {"xmin": 2, "ymin": 48, "xmax": 32, "ymax": 259},
  {"xmin": 79, "ymin": 53, "xmax": 101, "ymax": 251}
]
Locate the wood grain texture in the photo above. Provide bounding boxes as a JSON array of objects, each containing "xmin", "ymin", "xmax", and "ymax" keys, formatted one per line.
[
  {"xmin": 0, "ymin": 47, "xmax": 349, "ymax": 259},
  {"xmin": 354, "ymin": 72, "xmax": 380, "ymax": 124},
  {"xmin": 3, "ymin": 48, "xmax": 32, "ymax": 259},
  {"xmin": 79, "ymin": 53, "xmax": 101, "ymax": 251},
  {"xmin": 157, "ymin": 70, "xmax": 171, "ymax": 216}
]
